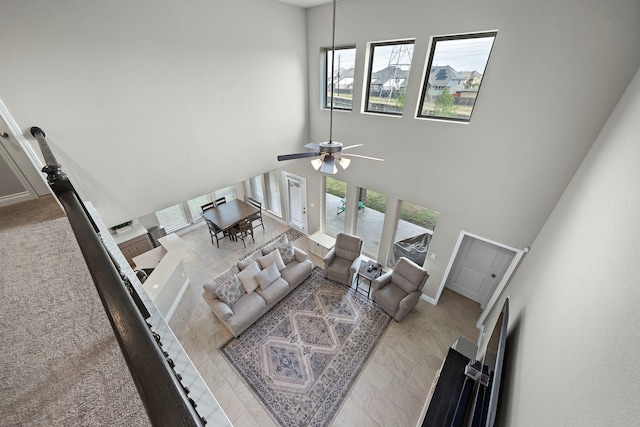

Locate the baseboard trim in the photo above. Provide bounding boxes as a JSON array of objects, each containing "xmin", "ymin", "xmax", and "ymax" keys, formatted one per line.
[{"xmin": 0, "ymin": 191, "xmax": 33, "ymax": 208}]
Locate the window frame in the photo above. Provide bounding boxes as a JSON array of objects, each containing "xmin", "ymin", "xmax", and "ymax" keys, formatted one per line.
[
  {"xmin": 363, "ymin": 39, "xmax": 415, "ymax": 116},
  {"xmin": 323, "ymin": 45, "xmax": 357, "ymax": 111},
  {"xmin": 416, "ymin": 31, "xmax": 497, "ymax": 123}
]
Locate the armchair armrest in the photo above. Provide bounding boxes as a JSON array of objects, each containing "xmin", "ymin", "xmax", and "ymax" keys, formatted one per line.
[
  {"xmin": 348, "ymin": 256, "xmax": 362, "ymax": 287},
  {"xmin": 395, "ymin": 291, "xmax": 422, "ymax": 322},
  {"xmin": 294, "ymin": 247, "xmax": 308, "ymax": 263},
  {"xmin": 371, "ymin": 271, "xmax": 392, "ymax": 298},
  {"xmin": 323, "ymin": 247, "xmax": 336, "ymax": 277},
  {"xmin": 202, "ymin": 290, "xmax": 234, "ymax": 321}
]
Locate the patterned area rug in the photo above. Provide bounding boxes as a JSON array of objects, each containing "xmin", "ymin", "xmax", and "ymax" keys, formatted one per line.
[{"xmin": 221, "ymin": 268, "xmax": 392, "ymax": 427}]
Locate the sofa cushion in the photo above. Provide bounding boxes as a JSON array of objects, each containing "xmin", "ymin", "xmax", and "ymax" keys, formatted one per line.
[
  {"xmin": 237, "ymin": 261, "xmax": 261, "ymax": 294},
  {"xmin": 227, "ymin": 292, "xmax": 268, "ymax": 331},
  {"xmin": 261, "ymin": 234, "xmax": 288, "ymax": 255},
  {"xmin": 203, "ymin": 264, "xmax": 240, "ymax": 299},
  {"xmin": 237, "ymin": 249, "xmax": 263, "ymax": 271},
  {"xmin": 335, "ymin": 233, "xmax": 362, "ymax": 261},
  {"xmin": 375, "ymin": 283, "xmax": 408, "ymax": 317},
  {"xmin": 258, "ymin": 249, "xmax": 286, "ymax": 271},
  {"xmin": 277, "ymin": 241, "xmax": 296, "ymax": 264},
  {"xmin": 215, "ymin": 274, "xmax": 245, "ymax": 307},
  {"xmin": 392, "ymin": 258, "xmax": 429, "ymax": 294},
  {"xmin": 255, "ymin": 277, "xmax": 289, "ymax": 304},
  {"xmin": 254, "ymin": 262, "xmax": 281, "ymax": 289},
  {"xmin": 326, "ymin": 257, "xmax": 353, "ymax": 283},
  {"xmin": 280, "ymin": 259, "xmax": 313, "ymax": 288}
]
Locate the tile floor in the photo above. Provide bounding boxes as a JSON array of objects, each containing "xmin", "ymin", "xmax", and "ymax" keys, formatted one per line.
[{"xmin": 167, "ymin": 216, "xmax": 482, "ymax": 427}]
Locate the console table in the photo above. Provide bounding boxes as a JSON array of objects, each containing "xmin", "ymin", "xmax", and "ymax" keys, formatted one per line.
[
  {"xmin": 308, "ymin": 231, "xmax": 335, "ymax": 258},
  {"xmin": 417, "ymin": 338, "xmax": 478, "ymax": 426}
]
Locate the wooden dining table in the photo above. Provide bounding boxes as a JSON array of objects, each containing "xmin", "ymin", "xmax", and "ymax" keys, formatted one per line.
[{"xmin": 201, "ymin": 199, "xmax": 259, "ymax": 236}]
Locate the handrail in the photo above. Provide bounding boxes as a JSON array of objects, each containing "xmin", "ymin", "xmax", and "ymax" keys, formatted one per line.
[{"xmin": 30, "ymin": 127, "xmax": 205, "ymax": 427}]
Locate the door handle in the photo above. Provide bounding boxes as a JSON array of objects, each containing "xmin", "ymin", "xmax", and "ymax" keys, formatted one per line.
[
  {"xmin": 0, "ymin": 132, "xmax": 8, "ymax": 138},
  {"xmin": 491, "ymin": 273, "xmax": 496, "ymax": 278}
]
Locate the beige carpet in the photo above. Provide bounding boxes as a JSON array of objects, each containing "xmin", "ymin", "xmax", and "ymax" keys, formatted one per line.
[{"xmin": 0, "ymin": 196, "xmax": 149, "ymax": 426}]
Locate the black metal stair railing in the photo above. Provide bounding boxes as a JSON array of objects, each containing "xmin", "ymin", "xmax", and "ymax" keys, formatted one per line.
[{"xmin": 30, "ymin": 127, "xmax": 206, "ymax": 427}]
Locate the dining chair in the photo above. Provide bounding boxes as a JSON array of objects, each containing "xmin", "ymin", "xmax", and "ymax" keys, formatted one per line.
[
  {"xmin": 204, "ymin": 218, "xmax": 226, "ymax": 248},
  {"xmin": 201, "ymin": 202, "xmax": 215, "ymax": 211},
  {"xmin": 214, "ymin": 197, "xmax": 227, "ymax": 206},
  {"xmin": 231, "ymin": 218, "xmax": 254, "ymax": 248},
  {"xmin": 245, "ymin": 196, "xmax": 265, "ymax": 230}
]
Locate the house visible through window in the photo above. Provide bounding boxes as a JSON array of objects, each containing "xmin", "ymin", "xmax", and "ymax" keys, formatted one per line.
[
  {"xmin": 418, "ymin": 31, "xmax": 497, "ymax": 122},
  {"xmin": 325, "ymin": 46, "xmax": 356, "ymax": 111},
  {"xmin": 364, "ymin": 40, "xmax": 414, "ymax": 115}
]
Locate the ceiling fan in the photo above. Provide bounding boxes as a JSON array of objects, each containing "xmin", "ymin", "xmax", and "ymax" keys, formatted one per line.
[{"xmin": 277, "ymin": 0, "xmax": 384, "ymax": 175}]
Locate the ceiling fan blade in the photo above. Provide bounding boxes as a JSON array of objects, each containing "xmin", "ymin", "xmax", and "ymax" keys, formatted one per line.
[
  {"xmin": 304, "ymin": 143, "xmax": 321, "ymax": 151},
  {"xmin": 277, "ymin": 152, "xmax": 320, "ymax": 161},
  {"xmin": 319, "ymin": 155, "xmax": 337, "ymax": 174},
  {"xmin": 342, "ymin": 153, "xmax": 385, "ymax": 162},
  {"xmin": 342, "ymin": 144, "xmax": 364, "ymax": 151}
]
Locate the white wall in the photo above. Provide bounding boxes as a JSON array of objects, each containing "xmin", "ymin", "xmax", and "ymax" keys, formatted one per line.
[
  {"xmin": 300, "ymin": 0, "xmax": 640, "ymax": 298},
  {"xmin": 0, "ymin": 0, "xmax": 308, "ymax": 227},
  {"xmin": 480, "ymin": 66, "xmax": 640, "ymax": 425}
]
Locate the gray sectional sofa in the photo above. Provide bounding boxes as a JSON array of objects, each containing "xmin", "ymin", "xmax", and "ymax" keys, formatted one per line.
[{"xmin": 202, "ymin": 234, "xmax": 313, "ymax": 337}]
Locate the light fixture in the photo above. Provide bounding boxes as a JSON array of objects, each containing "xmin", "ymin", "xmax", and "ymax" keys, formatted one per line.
[
  {"xmin": 338, "ymin": 157, "xmax": 350, "ymax": 169},
  {"xmin": 311, "ymin": 158, "xmax": 323, "ymax": 170},
  {"xmin": 278, "ymin": 0, "xmax": 384, "ymax": 172},
  {"xmin": 310, "ymin": 0, "xmax": 343, "ymax": 174}
]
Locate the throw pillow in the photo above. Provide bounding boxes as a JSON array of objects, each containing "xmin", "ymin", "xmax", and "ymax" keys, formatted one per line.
[
  {"xmin": 203, "ymin": 264, "xmax": 240, "ymax": 299},
  {"xmin": 214, "ymin": 274, "xmax": 245, "ymax": 307},
  {"xmin": 258, "ymin": 249, "xmax": 286, "ymax": 271},
  {"xmin": 261, "ymin": 234, "xmax": 288, "ymax": 255},
  {"xmin": 254, "ymin": 262, "xmax": 281, "ymax": 289},
  {"xmin": 237, "ymin": 261, "xmax": 261, "ymax": 294},
  {"xmin": 277, "ymin": 241, "xmax": 295, "ymax": 264},
  {"xmin": 237, "ymin": 249, "xmax": 262, "ymax": 271}
]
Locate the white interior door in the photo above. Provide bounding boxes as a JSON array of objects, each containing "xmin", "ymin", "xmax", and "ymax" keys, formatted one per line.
[
  {"xmin": 283, "ymin": 172, "xmax": 307, "ymax": 233},
  {"xmin": 445, "ymin": 235, "xmax": 515, "ymax": 308},
  {"xmin": 0, "ymin": 102, "xmax": 50, "ymax": 207}
]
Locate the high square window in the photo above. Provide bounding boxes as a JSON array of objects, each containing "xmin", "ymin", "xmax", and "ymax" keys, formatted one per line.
[
  {"xmin": 417, "ymin": 31, "xmax": 497, "ymax": 122},
  {"xmin": 364, "ymin": 40, "xmax": 415, "ymax": 116},
  {"xmin": 324, "ymin": 46, "xmax": 356, "ymax": 111}
]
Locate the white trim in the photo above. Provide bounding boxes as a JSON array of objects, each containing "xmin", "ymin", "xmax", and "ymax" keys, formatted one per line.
[
  {"xmin": 437, "ymin": 230, "xmax": 523, "ymax": 316},
  {"xmin": 476, "ymin": 250, "xmax": 524, "ymax": 328},
  {"xmin": 420, "ymin": 293, "xmax": 437, "ymax": 305},
  {"xmin": 0, "ymin": 98, "xmax": 49, "ymax": 196},
  {"xmin": 0, "ymin": 191, "xmax": 33, "ymax": 207},
  {"xmin": 282, "ymin": 171, "xmax": 308, "ymax": 234}
]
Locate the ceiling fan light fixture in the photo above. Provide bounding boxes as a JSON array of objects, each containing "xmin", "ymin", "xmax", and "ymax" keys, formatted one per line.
[
  {"xmin": 311, "ymin": 158, "xmax": 323, "ymax": 170},
  {"xmin": 338, "ymin": 157, "xmax": 350, "ymax": 169}
]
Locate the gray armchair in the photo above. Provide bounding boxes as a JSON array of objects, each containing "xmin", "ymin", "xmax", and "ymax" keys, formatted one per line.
[
  {"xmin": 323, "ymin": 233, "xmax": 363, "ymax": 287},
  {"xmin": 371, "ymin": 257, "xmax": 429, "ymax": 321}
]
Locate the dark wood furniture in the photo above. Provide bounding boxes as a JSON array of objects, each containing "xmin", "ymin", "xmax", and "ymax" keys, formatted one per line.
[
  {"xmin": 204, "ymin": 218, "xmax": 226, "ymax": 248},
  {"xmin": 356, "ymin": 260, "xmax": 382, "ymax": 298},
  {"xmin": 201, "ymin": 202, "xmax": 215, "ymax": 211},
  {"xmin": 244, "ymin": 196, "xmax": 264, "ymax": 230},
  {"xmin": 118, "ymin": 233, "xmax": 154, "ymax": 267},
  {"xmin": 202, "ymin": 199, "xmax": 259, "ymax": 241},
  {"xmin": 231, "ymin": 218, "xmax": 254, "ymax": 248}
]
